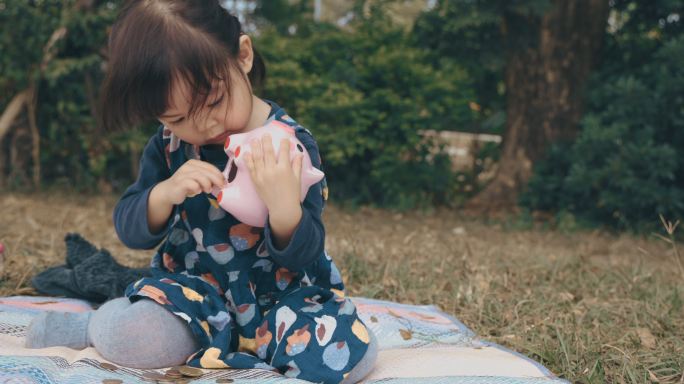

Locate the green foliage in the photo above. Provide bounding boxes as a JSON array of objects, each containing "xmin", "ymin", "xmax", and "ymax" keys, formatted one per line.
[
  {"xmin": 257, "ymin": 11, "xmax": 475, "ymax": 207},
  {"xmin": 1, "ymin": 1, "xmax": 474, "ymax": 207},
  {"xmin": 0, "ymin": 0, "xmax": 152, "ymax": 189},
  {"xmin": 418, "ymin": 0, "xmax": 683, "ymax": 229},
  {"xmin": 7, "ymin": 0, "xmax": 679, "ymax": 223},
  {"xmin": 252, "ymin": 0, "xmax": 312, "ymax": 34},
  {"xmin": 522, "ymin": 24, "xmax": 684, "ymax": 230},
  {"xmin": 0, "ymin": 0, "xmax": 62, "ymax": 97},
  {"xmin": 413, "ymin": 0, "xmax": 553, "ymax": 133}
]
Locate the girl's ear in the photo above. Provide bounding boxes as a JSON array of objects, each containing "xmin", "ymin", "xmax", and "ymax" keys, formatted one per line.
[{"xmin": 237, "ymin": 35, "xmax": 254, "ymax": 75}]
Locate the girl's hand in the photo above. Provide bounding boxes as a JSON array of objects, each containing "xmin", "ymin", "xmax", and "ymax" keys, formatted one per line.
[
  {"xmin": 244, "ymin": 134, "xmax": 304, "ymax": 215},
  {"xmin": 157, "ymin": 159, "xmax": 226, "ymax": 205}
]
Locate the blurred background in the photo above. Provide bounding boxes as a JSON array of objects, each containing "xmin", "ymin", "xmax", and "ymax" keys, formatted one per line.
[
  {"xmin": 2, "ymin": 2, "xmax": 684, "ymax": 382},
  {"xmin": 1, "ymin": 0, "xmax": 683, "ymax": 231}
]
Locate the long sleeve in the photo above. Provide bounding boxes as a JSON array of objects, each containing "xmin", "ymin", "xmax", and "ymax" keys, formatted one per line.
[
  {"xmin": 263, "ymin": 129, "xmax": 326, "ymax": 271},
  {"xmin": 112, "ymin": 126, "xmax": 171, "ymax": 250}
]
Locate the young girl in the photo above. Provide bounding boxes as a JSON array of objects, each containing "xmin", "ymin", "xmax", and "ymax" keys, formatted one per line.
[{"xmin": 25, "ymin": 1, "xmax": 377, "ymax": 383}]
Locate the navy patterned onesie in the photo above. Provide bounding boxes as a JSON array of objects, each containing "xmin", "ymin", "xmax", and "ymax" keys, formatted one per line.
[{"xmin": 114, "ymin": 100, "xmax": 371, "ymax": 383}]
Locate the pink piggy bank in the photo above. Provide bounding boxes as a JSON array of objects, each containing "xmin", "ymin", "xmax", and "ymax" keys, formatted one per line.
[{"xmin": 210, "ymin": 120, "xmax": 325, "ymax": 227}]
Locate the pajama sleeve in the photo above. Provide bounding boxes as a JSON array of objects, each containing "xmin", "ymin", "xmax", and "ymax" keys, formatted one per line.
[
  {"xmin": 112, "ymin": 126, "xmax": 172, "ymax": 250},
  {"xmin": 263, "ymin": 129, "xmax": 327, "ymax": 271}
]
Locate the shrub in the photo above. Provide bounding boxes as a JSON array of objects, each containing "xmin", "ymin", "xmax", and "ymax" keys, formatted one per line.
[
  {"xmin": 257, "ymin": 14, "xmax": 475, "ymax": 207},
  {"xmin": 522, "ymin": 36, "xmax": 684, "ymax": 229}
]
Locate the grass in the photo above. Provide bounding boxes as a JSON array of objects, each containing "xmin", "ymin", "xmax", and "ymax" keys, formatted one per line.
[{"xmin": 1, "ymin": 191, "xmax": 682, "ymax": 383}]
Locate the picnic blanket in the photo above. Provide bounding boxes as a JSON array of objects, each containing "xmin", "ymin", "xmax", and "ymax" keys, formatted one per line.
[{"xmin": 0, "ymin": 296, "xmax": 568, "ymax": 383}]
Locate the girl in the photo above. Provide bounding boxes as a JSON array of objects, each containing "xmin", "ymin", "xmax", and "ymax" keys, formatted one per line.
[{"xmin": 25, "ymin": 1, "xmax": 377, "ymax": 383}]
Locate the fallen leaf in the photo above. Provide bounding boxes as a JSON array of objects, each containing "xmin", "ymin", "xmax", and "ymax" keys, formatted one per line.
[
  {"xmin": 647, "ymin": 369, "xmax": 660, "ymax": 382},
  {"xmin": 33, "ymin": 301, "xmax": 59, "ymax": 305},
  {"xmin": 558, "ymin": 292, "xmax": 575, "ymax": 302},
  {"xmin": 411, "ymin": 311, "xmax": 436, "ymax": 320},
  {"xmin": 636, "ymin": 327, "xmax": 656, "ymax": 349},
  {"xmin": 399, "ymin": 329, "xmax": 412, "ymax": 340},
  {"xmin": 387, "ymin": 310, "xmax": 403, "ymax": 319}
]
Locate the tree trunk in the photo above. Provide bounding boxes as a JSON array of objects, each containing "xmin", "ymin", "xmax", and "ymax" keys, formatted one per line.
[{"xmin": 467, "ymin": 0, "xmax": 609, "ymax": 211}]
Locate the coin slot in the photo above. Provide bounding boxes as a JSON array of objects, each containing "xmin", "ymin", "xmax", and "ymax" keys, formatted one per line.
[{"xmin": 227, "ymin": 160, "xmax": 238, "ymax": 183}]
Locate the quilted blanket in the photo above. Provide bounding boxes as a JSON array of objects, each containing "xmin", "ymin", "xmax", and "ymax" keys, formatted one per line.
[{"xmin": 0, "ymin": 296, "xmax": 568, "ymax": 383}]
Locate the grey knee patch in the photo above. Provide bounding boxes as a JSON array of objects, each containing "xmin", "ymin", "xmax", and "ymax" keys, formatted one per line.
[
  {"xmin": 341, "ymin": 328, "xmax": 379, "ymax": 384},
  {"xmin": 88, "ymin": 298, "xmax": 199, "ymax": 368}
]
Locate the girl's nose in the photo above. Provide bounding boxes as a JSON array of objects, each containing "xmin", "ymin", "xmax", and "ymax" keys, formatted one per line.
[
  {"xmin": 209, "ymin": 108, "xmax": 225, "ymax": 126},
  {"xmin": 193, "ymin": 112, "xmax": 215, "ymax": 132},
  {"xmin": 208, "ymin": 115, "xmax": 222, "ymax": 127},
  {"xmin": 194, "ymin": 120, "xmax": 211, "ymax": 133}
]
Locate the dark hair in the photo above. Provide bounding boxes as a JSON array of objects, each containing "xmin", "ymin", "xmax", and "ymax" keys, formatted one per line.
[{"xmin": 99, "ymin": 0, "xmax": 266, "ymax": 131}]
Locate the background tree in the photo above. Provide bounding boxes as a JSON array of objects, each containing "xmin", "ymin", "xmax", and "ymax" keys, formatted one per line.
[
  {"xmin": 521, "ymin": 0, "xmax": 684, "ymax": 229},
  {"xmin": 2, "ymin": 0, "xmax": 681, "ymax": 228},
  {"xmin": 417, "ymin": 0, "xmax": 610, "ymax": 210}
]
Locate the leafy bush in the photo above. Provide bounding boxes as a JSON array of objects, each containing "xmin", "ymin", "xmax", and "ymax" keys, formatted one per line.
[
  {"xmin": 522, "ymin": 35, "xmax": 684, "ymax": 229},
  {"xmin": 2, "ymin": 2, "xmax": 475, "ymax": 208},
  {"xmin": 257, "ymin": 14, "xmax": 475, "ymax": 207},
  {"xmin": 0, "ymin": 0, "xmax": 146, "ymax": 190}
]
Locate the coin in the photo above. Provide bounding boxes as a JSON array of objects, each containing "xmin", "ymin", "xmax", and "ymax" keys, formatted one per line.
[
  {"xmin": 100, "ymin": 363, "xmax": 118, "ymax": 371},
  {"xmin": 142, "ymin": 371, "xmax": 168, "ymax": 380},
  {"xmin": 102, "ymin": 380, "xmax": 123, "ymax": 384},
  {"xmin": 178, "ymin": 366, "xmax": 204, "ymax": 377},
  {"xmin": 164, "ymin": 369, "xmax": 183, "ymax": 379},
  {"xmin": 216, "ymin": 379, "xmax": 235, "ymax": 383}
]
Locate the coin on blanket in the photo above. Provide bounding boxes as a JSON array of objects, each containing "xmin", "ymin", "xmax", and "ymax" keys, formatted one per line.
[
  {"xmin": 216, "ymin": 379, "xmax": 235, "ymax": 383},
  {"xmin": 102, "ymin": 380, "xmax": 123, "ymax": 384},
  {"xmin": 99, "ymin": 363, "xmax": 118, "ymax": 371},
  {"xmin": 163, "ymin": 368, "xmax": 183, "ymax": 379},
  {"xmin": 178, "ymin": 366, "xmax": 204, "ymax": 377},
  {"xmin": 142, "ymin": 371, "xmax": 168, "ymax": 380}
]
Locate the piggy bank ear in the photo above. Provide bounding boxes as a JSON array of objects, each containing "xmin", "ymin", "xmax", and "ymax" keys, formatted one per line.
[
  {"xmin": 224, "ymin": 137, "xmax": 243, "ymax": 157},
  {"xmin": 224, "ymin": 134, "xmax": 247, "ymax": 153}
]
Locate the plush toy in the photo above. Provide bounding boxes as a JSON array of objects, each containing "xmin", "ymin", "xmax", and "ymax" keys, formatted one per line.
[{"xmin": 211, "ymin": 120, "xmax": 325, "ymax": 227}]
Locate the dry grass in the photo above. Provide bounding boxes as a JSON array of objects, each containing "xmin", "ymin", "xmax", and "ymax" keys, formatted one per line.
[{"xmin": 1, "ymin": 191, "xmax": 683, "ymax": 383}]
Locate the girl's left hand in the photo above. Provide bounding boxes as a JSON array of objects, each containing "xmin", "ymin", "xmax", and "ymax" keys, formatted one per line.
[{"xmin": 244, "ymin": 133, "xmax": 304, "ymax": 215}]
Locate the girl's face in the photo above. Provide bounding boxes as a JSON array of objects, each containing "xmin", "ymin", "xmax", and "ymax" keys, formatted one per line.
[{"xmin": 158, "ymin": 36, "xmax": 256, "ymax": 146}]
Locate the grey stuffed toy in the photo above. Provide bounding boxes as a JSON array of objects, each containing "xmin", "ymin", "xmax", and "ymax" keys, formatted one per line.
[{"xmin": 31, "ymin": 233, "xmax": 151, "ymax": 304}]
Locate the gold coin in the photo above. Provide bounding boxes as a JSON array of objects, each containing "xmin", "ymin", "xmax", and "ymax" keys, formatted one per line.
[
  {"xmin": 142, "ymin": 372, "xmax": 168, "ymax": 380},
  {"xmin": 100, "ymin": 363, "xmax": 118, "ymax": 371},
  {"xmin": 178, "ymin": 365, "xmax": 204, "ymax": 377},
  {"xmin": 164, "ymin": 369, "xmax": 183, "ymax": 379},
  {"xmin": 102, "ymin": 380, "xmax": 123, "ymax": 384}
]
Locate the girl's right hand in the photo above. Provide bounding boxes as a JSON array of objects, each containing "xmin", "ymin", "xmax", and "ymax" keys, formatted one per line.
[{"xmin": 157, "ymin": 159, "xmax": 226, "ymax": 205}]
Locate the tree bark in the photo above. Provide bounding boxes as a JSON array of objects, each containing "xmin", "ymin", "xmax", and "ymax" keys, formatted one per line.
[
  {"xmin": 467, "ymin": 0, "xmax": 610, "ymax": 211},
  {"xmin": 26, "ymin": 87, "xmax": 40, "ymax": 188},
  {"xmin": 0, "ymin": 0, "xmax": 95, "ymax": 187},
  {"xmin": 0, "ymin": 90, "xmax": 30, "ymax": 142}
]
